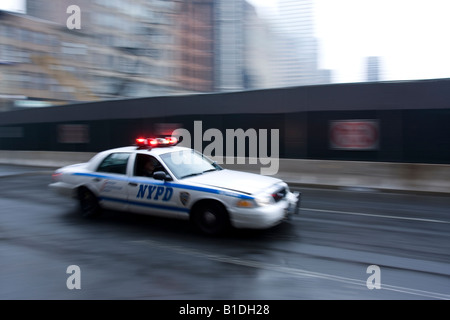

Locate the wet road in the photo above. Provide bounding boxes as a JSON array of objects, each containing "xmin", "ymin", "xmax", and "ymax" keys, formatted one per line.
[{"xmin": 0, "ymin": 165, "xmax": 449, "ymax": 300}]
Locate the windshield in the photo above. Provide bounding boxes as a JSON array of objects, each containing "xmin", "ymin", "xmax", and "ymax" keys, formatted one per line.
[{"xmin": 160, "ymin": 149, "xmax": 222, "ymax": 179}]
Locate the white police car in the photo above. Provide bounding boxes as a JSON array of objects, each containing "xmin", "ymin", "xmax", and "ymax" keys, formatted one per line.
[{"xmin": 49, "ymin": 137, "xmax": 300, "ymax": 235}]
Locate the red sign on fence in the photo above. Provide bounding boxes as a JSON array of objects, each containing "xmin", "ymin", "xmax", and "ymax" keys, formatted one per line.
[{"xmin": 329, "ymin": 120, "xmax": 379, "ymax": 150}]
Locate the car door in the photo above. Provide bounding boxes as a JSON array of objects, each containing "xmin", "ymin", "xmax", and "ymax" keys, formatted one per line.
[
  {"xmin": 127, "ymin": 153, "xmax": 187, "ymax": 219},
  {"xmin": 94, "ymin": 152, "xmax": 131, "ymax": 211}
]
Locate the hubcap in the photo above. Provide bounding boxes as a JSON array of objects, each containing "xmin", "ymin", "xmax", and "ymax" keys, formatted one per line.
[{"xmin": 203, "ymin": 211, "xmax": 217, "ymax": 225}]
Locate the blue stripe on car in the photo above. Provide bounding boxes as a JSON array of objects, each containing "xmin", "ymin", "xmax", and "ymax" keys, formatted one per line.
[
  {"xmin": 72, "ymin": 172, "xmax": 254, "ymax": 200},
  {"xmin": 100, "ymin": 196, "xmax": 190, "ymax": 213}
]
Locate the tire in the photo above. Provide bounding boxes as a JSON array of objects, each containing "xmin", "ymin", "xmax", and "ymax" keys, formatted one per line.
[
  {"xmin": 191, "ymin": 202, "xmax": 230, "ymax": 235},
  {"xmin": 78, "ymin": 188, "xmax": 101, "ymax": 218}
]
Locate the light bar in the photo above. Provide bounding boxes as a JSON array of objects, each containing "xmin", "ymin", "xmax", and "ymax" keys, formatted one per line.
[{"xmin": 135, "ymin": 137, "xmax": 179, "ymax": 149}]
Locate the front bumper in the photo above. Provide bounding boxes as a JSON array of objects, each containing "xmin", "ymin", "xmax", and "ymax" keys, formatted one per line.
[
  {"xmin": 286, "ymin": 191, "xmax": 301, "ymax": 215},
  {"xmin": 229, "ymin": 191, "xmax": 301, "ymax": 230}
]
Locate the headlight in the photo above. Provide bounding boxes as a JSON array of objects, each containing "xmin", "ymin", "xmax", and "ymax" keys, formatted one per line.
[{"xmin": 254, "ymin": 193, "xmax": 275, "ymax": 207}]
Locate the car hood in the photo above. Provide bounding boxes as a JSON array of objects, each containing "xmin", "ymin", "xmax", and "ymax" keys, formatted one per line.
[{"xmin": 182, "ymin": 169, "xmax": 284, "ymax": 195}]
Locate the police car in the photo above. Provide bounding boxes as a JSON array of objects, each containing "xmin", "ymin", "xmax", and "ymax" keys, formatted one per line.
[{"xmin": 49, "ymin": 137, "xmax": 301, "ymax": 235}]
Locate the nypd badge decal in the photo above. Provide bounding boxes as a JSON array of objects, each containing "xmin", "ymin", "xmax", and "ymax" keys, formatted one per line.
[{"xmin": 180, "ymin": 192, "xmax": 190, "ymax": 206}]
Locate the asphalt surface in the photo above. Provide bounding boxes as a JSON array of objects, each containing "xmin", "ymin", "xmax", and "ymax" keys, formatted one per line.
[{"xmin": 0, "ymin": 164, "xmax": 449, "ymax": 301}]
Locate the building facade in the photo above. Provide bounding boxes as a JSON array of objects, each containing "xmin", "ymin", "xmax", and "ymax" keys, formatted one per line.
[
  {"xmin": 0, "ymin": 0, "xmax": 331, "ymax": 112},
  {"xmin": 262, "ymin": 0, "xmax": 331, "ymax": 87},
  {"xmin": 0, "ymin": 0, "xmax": 216, "ymax": 111},
  {"xmin": 366, "ymin": 56, "xmax": 381, "ymax": 82}
]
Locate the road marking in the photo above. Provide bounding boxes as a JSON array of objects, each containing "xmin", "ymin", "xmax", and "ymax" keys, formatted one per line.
[
  {"xmin": 132, "ymin": 239, "xmax": 450, "ymax": 300},
  {"xmin": 302, "ymin": 207, "xmax": 450, "ymax": 224}
]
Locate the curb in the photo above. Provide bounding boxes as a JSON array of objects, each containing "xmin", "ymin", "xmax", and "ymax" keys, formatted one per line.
[
  {"xmin": 285, "ymin": 181, "xmax": 450, "ymax": 197},
  {"xmin": 0, "ymin": 170, "xmax": 56, "ymax": 179}
]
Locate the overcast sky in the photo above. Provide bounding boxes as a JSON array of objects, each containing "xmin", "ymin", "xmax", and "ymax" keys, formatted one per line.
[{"xmin": 249, "ymin": 0, "xmax": 450, "ymax": 83}]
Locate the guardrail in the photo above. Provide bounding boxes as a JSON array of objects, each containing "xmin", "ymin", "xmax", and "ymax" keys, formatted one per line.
[{"xmin": 0, "ymin": 150, "xmax": 449, "ymax": 195}]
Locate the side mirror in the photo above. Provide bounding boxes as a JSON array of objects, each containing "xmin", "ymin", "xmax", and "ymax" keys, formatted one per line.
[{"xmin": 153, "ymin": 171, "xmax": 172, "ymax": 181}]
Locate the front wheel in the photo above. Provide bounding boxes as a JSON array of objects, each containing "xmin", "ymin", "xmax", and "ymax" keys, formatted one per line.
[
  {"xmin": 78, "ymin": 188, "xmax": 101, "ymax": 218},
  {"xmin": 191, "ymin": 202, "xmax": 230, "ymax": 235}
]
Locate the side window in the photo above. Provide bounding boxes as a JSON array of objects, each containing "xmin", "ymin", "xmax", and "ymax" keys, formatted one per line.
[
  {"xmin": 134, "ymin": 154, "xmax": 165, "ymax": 178},
  {"xmin": 97, "ymin": 153, "xmax": 130, "ymax": 175}
]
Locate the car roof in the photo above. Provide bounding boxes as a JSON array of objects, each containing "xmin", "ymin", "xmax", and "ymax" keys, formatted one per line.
[{"xmin": 105, "ymin": 145, "xmax": 192, "ymax": 157}]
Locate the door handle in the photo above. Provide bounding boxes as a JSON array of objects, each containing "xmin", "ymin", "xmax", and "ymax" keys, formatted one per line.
[
  {"xmin": 93, "ymin": 177, "xmax": 102, "ymax": 182},
  {"xmin": 129, "ymin": 182, "xmax": 138, "ymax": 187}
]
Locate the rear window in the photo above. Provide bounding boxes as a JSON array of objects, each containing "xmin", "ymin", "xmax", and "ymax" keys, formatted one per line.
[{"xmin": 96, "ymin": 152, "xmax": 130, "ymax": 175}]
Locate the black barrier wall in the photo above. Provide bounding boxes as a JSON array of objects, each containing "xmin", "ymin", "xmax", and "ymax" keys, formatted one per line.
[{"xmin": 1, "ymin": 79, "xmax": 450, "ymax": 164}]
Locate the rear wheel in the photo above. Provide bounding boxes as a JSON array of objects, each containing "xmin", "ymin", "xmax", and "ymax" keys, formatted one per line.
[
  {"xmin": 191, "ymin": 202, "xmax": 230, "ymax": 235},
  {"xmin": 78, "ymin": 188, "xmax": 101, "ymax": 218}
]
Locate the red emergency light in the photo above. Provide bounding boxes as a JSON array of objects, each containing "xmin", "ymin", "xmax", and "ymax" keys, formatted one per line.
[{"xmin": 135, "ymin": 137, "xmax": 179, "ymax": 149}]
